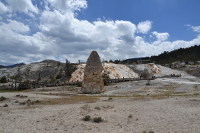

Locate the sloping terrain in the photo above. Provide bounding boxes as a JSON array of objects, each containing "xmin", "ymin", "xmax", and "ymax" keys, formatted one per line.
[
  {"xmin": 69, "ymin": 64, "xmax": 86, "ymax": 82},
  {"xmin": 69, "ymin": 63, "xmax": 139, "ymax": 82},
  {"xmin": 177, "ymin": 65, "xmax": 200, "ymax": 77},
  {"xmin": 129, "ymin": 63, "xmax": 193, "ymax": 78},
  {"xmin": 103, "ymin": 63, "xmax": 139, "ymax": 79},
  {"xmin": 0, "ymin": 60, "xmax": 66, "ymax": 82},
  {"xmin": 0, "ymin": 60, "xmax": 195, "ymax": 83}
]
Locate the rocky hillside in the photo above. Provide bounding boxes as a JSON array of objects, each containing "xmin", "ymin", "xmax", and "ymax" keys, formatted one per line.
[
  {"xmin": 69, "ymin": 63, "xmax": 193, "ymax": 82},
  {"xmin": 69, "ymin": 63, "xmax": 139, "ymax": 82},
  {"xmin": 0, "ymin": 60, "xmax": 71, "ymax": 82},
  {"xmin": 0, "ymin": 60, "xmax": 195, "ymax": 83}
]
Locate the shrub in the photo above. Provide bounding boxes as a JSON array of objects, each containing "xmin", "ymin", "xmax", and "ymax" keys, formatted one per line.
[
  {"xmin": 108, "ymin": 97, "xmax": 113, "ymax": 101},
  {"xmin": 0, "ymin": 76, "xmax": 7, "ymax": 83},
  {"xmin": 149, "ymin": 131, "xmax": 155, "ymax": 133},
  {"xmin": 93, "ymin": 117, "xmax": 103, "ymax": 123},
  {"xmin": 3, "ymin": 104, "xmax": 8, "ymax": 107},
  {"xmin": 56, "ymin": 74, "xmax": 62, "ymax": 79},
  {"xmin": 27, "ymin": 99, "xmax": 31, "ymax": 102},
  {"xmin": 94, "ymin": 107, "xmax": 101, "ymax": 110},
  {"xmin": 35, "ymin": 100, "xmax": 40, "ymax": 103},
  {"xmin": 77, "ymin": 82, "xmax": 82, "ymax": 87},
  {"xmin": 82, "ymin": 115, "xmax": 91, "ymax": 121},
  {"xmin": 0, "ymin": 96, "xmax": 6, "ymax": 101},
  {"xmin": 128, "ymin": 114, "xmax": 132, "ymax": 118},
  {"xmin": 19, "ymin": 102, "xmax": 26, "ymax": 105},
  {"xmin": 16, "ymin": 94, "xmax": 20, "ymax": 97}
]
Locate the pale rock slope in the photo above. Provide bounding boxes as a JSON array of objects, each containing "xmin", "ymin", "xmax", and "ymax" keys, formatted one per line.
[
  {"xmin": 103, "ymin": 63, "xmax": 139, "ymax": 79},
  {"xmin": 69, "ymin": 64, "xmax": 86, "ymax": 82},
  {"xmin": 69, "ymin": 63, "xmax": 139, "ymax": 82}
]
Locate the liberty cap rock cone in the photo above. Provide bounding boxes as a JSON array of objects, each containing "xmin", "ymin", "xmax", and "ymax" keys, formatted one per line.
[{"xmin": 81, "ymin": 51, "xmax": 104, "ymax": 93}]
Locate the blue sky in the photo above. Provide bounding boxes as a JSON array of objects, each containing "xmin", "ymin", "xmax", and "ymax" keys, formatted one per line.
[
  {"xmin": 79, "ymin": 0, "xmax": 200, "ymax": 41},
  {"xmin": 0, "ymin": 0, "xmax": 200, "ymax": 65}
]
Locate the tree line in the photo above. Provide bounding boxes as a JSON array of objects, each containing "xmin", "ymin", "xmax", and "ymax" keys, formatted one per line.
[{"xmin": 150, "ymin": 44, "xmax": 200, "ymax": 64}]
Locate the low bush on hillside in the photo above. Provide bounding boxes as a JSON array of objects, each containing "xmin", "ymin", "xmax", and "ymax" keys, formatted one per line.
[
  {"xmin": 92, "ymin": 117, "xmax": 103, "ymax": 123},
  {"xmin": 82, "ymin": 115, "xmax": 91, "ymax": 121},
  {"xmin": 0, "ymin": 96, "xmax": 6, "ymax": 101}
]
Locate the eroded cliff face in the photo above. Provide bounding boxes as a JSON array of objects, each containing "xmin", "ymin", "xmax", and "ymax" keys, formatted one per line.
[{"xmin": 81, "ymin": 51, "xmax": 104, "ymax": 94}]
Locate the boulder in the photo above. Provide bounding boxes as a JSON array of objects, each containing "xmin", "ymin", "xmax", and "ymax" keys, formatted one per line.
[{"xmin": 81, "ymin": 51, "xmax": 104, "ymax": 93}]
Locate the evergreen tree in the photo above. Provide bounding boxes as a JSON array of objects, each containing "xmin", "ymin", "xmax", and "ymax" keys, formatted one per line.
[
  {"xmin": 0, "ymin": 76, "xmax": 7, "ymax": 83},
  {"xmin": 65, "ymin": 59, "xmax": 76, "ymax": 80}
]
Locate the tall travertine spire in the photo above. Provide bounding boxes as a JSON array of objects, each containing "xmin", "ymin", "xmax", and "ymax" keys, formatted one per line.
[{"xmin": 81, "ymin": 51, "xmax": 104, "ymax": 93}]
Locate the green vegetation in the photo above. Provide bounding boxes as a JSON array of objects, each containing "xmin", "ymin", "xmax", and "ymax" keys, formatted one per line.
[
  {"xmin": 108, "ymin": 97, "xmax": 113, "ymax": 101},
  {"xmin": 3, "ymin": 104, "xmax": 8, "ymax": 107},
  {"xmin": 82, "ymin": 115, "xmax": 91, "ymax": 121},
  {"xmin": 32, "ymin": 96, "xmax": 98, "ymax": 105},
  {"xmin": 65, "ymin": 59, "xmax": 77, "ymax": 80},
  {"xmin": 151, "ymin": 44, "xmax": 200, "ymax": 64},
  {"xmin": 77, "ymin": 82, "xmax": 82, "ymax": 87},
  {"xmin": 102, "ymin": 105, "xmax": 114, "ymax": 109},
  {"xmin": 128, "ymin": 114, "xmax": 132, "ymax": 118},
  {"xmin": 56, "ymin": 74, "xmax": 62, "ymax": 79},
  {"xmin": 94, "ymin": 106, "xmax": 101, "ymax": 110},
  {"xmin": 92, "ymin": 117, "xmax": 103, "ymax": 123},
  {"xmin": 82, "ymin": 115, "xmax": 103, "ymax": 123},
  {"xmin": 0, "ymin": 96, "xmax": 6, "ymax": 101},
  {"xmin": 0, "ymin": 76, "xmax": 7, "ymax": 83},
  {"xmin": 19, "ymin": 102, "xmax": 26, "ymax": 105}
]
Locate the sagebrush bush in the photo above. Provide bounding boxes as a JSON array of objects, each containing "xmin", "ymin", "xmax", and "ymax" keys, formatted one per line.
[
  {"xmin": 108, "ymin": 97, "xmax": 113, "ymax": 101},
  {"xmin": 128, "ymin": 114, "xmax": 132, "ymax": 118},
  {"xmin": 77, "ymin": 82, "xmax": 82, "ymax": 87},
  {"xmin": 19, "ymin": 102, "xmax": 26, "ymax": 105},
  {"xmin": 93, "ymin": 117, "xmax": 103, "ymax": 123},
  {"xmin": 0, "ymin": 96, "xmax": 6, "ymax": 101},
  {"xmin": 27, "ymin": 99, "xmax": 31, "ymax": 102},
  {"xmin": 94, "ymin": 107, "xmax": 101, "ymax": 110},
  {"xmin": 3, "ymin": 104, "xmax": 8, "ymax": 107},
  {"xmin": 82, "ymin": 115, "xmax": 91, "ymax": 121}
]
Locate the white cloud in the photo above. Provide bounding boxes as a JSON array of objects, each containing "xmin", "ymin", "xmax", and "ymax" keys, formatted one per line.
[
  {"xmin": 0, "ymin": 0, "xmax": 199, "ymax": 65},
  {"xmin": 186, "ymin": 24, "xmax": 200, "ymax": 33},
  {"xmin": 0, "ymin": 1, "xmax": 8, "ymax": 13},
  {"xmin": 0, "ymin": 20, "xmax": 30, "ymax": 33},
  {"xmin": 7, "ymin": 0, "xmax": 38, "ymax": 14},
  {"xmin": 152, "ymin": 31, "xmax": 169, "ymax": 41},
  {"xmin": 191, "ymin": 26, "xmax": 200, "ymax": 33},
  {"xmin": 47, "ymin": 0, "xmax": 87, "ymax": 13},
  {"xmin": 0, "ymin": 0, "xmax": 38, "ymax": 16},
  {"xmin": 137, "ymin": 20, "xmax": 152, "ymax": 34},
  {"xmin": 0, "ymin": 24, "xmax": 40, "ymax": 65}
]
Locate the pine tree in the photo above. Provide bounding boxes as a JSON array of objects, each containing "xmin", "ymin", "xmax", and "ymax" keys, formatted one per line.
[{"xmin": 0, "ymin": 76, "xmax": 7, "ymax": 83}]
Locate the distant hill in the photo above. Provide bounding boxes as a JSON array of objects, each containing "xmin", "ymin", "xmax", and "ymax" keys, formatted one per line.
[
  {"xmin": 0, "ymin": 63, "xmax": 26, "ymax": 68},
  {"xmin": 0, "ymin": 60, "xmax": 76, "ymax": 82},
  {"xmin": 150, "ymin": 44, "xmax": 200, "ymax": 64}
]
